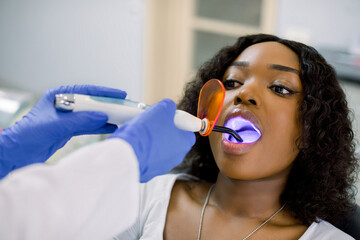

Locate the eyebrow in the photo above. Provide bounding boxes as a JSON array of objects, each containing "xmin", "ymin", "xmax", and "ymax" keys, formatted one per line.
[
  {"xmin": 268, "ymin": 64, "xmax": 300, "ymax": 75},
  {"xmin": 230, "ymin": 61, "xmax": 249, "ymax": 67},
  {"xmin": 230, "ymin": 61, "xmax": 300, "ymax": 75}
]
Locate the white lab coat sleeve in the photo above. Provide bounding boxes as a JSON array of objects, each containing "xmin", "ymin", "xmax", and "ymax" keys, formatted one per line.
[{"xmin": 0, "ymin": 138, "xmax": 140, "ymax": 240}]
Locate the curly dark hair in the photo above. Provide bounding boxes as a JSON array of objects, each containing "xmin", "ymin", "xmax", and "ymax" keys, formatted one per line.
[{"xmin": 175, "ymin": 34, "xmax": 359, "ymax": 226}]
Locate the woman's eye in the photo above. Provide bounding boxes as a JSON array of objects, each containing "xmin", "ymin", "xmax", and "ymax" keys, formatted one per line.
[
  {"xmin": 270, "ymin": 84, "xmax": 295, "ymax": 96},
  {"xmin": 223, "ymin": 79, "xmax": 242, "ymax": 90}
]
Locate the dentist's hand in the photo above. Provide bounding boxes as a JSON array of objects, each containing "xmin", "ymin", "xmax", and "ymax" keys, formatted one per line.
[
  {"xmin": 0, "ymin": 85, "xmax": 127, "ymax": 178},
  {"xmin": 109, "ymin": 99, "xmax": 196, "ymax": 182}
]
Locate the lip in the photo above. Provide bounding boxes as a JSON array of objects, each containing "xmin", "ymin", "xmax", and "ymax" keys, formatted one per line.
[
  {"xmin": 224, "ymin": 109, "xmax": 261, "ymax": 130},
  {"xmin": 221, "ymin": 109, "xmax": 262, "ymax": 154}
]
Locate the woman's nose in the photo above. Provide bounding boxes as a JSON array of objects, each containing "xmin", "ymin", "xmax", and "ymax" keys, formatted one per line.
[{"xmin": 234, "ymin": 81, "xmax": 261, "ymax": 107}]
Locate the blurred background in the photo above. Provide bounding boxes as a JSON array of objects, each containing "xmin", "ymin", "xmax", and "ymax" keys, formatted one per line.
[{"xmin": 0, "ymin": 0, "xmax": 359, "ymax": 201}]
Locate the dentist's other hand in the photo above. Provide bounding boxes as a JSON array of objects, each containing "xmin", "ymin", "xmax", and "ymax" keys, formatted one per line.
[
  {"xmin": 109, "ymin": 99, "xmax": 196, "ymax": 182},
  {"xmin": 0, "ymin": 85, "xmax": 127, "ymax": 178}
]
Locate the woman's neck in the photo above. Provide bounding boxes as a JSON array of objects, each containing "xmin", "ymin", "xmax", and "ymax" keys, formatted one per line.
[{"xmin": 210, "ymin": 167, "xmax": 291, "ymax": 218}]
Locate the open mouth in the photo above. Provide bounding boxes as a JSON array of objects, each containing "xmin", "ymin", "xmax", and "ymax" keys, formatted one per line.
[{"xmin": 223, "ymin": 116, "xmax": 261, "ymax": 144}]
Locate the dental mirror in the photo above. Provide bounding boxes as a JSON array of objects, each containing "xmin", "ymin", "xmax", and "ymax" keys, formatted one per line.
[{"xmin": 197, "ymin": 79, "xmax": 243, "ymax": 142}]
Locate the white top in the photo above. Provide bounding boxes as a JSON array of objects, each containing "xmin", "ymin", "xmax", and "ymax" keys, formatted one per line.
[
  {"xmin": 114, "ymin": 173, "xmax": 354, "ymax": 240},
  {"xmin": 0, "ymin": 138, "xmax": 140, "ymax": 240}
]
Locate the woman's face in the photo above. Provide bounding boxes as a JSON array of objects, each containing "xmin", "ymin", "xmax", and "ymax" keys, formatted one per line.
[{"xmin": 209, "ymin": 41, "xmax": 303, "ymax": 180}]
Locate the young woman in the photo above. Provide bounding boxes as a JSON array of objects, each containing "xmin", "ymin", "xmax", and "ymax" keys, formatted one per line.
[{"xmin": 115, "ymin": 34, "xmax": 358, "ymax": 239}]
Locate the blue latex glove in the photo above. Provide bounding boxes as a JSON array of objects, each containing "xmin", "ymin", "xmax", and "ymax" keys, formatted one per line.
[
  {"xmin": 109, "ymin": 99, "xmax": 195, "ymax": 182},
  {"xmin": 0, "ymin": 85, "xmax": 127, "ymax": 179}
]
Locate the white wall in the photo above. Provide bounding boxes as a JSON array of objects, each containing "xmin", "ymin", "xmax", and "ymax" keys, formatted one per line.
[
  {"xmin": 0, "ymin": 0, "xmax": 145, "ymax": 101},
  {"xmin": 275, "ymin": 0, "xmax": 360, "ymax": 50}
]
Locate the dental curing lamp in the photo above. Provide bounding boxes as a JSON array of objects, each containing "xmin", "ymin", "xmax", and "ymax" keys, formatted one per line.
[{"xmin": 54, "ymin": 79, "xmax": 242, "ymax": 142}]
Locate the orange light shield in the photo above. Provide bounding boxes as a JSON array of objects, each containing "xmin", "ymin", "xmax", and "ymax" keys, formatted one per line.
[{"xmin": 197, "ymin": 79, "xmax": 225, "ymax": 136}]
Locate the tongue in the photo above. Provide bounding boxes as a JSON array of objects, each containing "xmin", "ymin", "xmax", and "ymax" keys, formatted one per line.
[{"xmin": 223, "ymin": 116, "xmax": 261, "ymax": 144}]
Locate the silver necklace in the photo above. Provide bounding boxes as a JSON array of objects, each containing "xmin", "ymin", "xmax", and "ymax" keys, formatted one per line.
[{"xmin": 197, "ymin": 184, "xmax": 286, "ymax": 240}]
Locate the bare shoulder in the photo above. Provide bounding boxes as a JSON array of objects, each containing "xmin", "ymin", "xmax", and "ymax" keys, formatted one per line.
[{"xmin": 164, "ymin": 180, "xmax": 213, "ymax": 240}]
